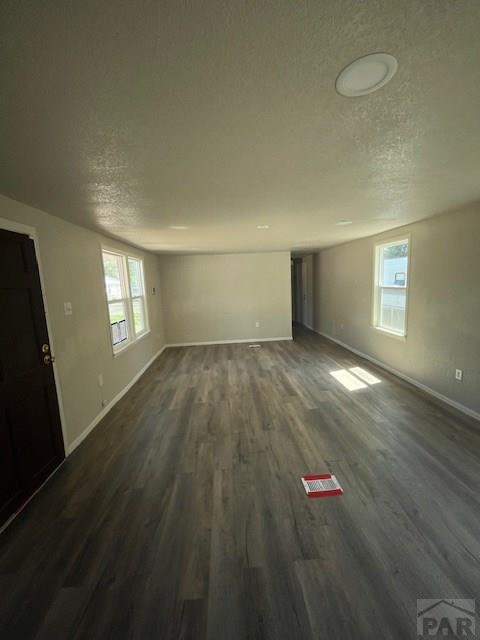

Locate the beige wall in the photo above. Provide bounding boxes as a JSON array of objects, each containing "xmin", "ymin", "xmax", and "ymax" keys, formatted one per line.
[
  {"xmin": 159, "ymin": 252, "xmax": 292, "ymax": 344},
  {"xmin": 0, "ymin": 195, "xmax": 165, "ymax": 450},
  {"xmin": 314, "ymin": 205, "xmax": 480, "ymax": 416}
]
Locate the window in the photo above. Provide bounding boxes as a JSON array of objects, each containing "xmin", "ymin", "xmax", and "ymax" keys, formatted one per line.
[
  {"xmin": 102, "ymin": 249, "xmax": 149, "ymax": 352},
  {"xmin": 373, "ymin": 238, "xmax": 409, "ymax": 336}
]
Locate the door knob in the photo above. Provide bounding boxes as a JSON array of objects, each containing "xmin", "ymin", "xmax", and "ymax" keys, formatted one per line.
[
  {"xmin": 43, "ymin": 354, "xmax": 56, "ymax": 365},
  {"xmin": 42, "ymin": 344, "xmax": 50, "ymax": 353}
]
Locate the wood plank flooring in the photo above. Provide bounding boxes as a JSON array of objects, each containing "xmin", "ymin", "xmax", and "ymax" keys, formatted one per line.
[{"xmin": 1, "ymin": 328, "xmax": 479, "ymax": 639}]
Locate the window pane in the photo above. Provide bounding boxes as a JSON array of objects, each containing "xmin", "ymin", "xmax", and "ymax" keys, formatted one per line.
[
  {"xmin": 380, "ymin": 241, "xmax": 408, "ymax": 286},
  {"xmin": 380, "ymin": 288, "xmax": 406, "ymax": 333},
  {"xmin": 108, "ymin": 301, "xmax": 128, "ymax": 346},
  {"xmin": 128, "ymin": 258, "xmax": 144, "ymax": 297},
  {"xmin": 103, "ymin": 252, "xmax": 123, "ymax": 300},
  {"xmin": 132, "ymin": 297, "xmax": 145, "ymax": 334}
]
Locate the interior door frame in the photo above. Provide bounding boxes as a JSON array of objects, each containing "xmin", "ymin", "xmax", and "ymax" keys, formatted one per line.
[{"xmin": 0, "ymin": 217, "xmax": 68, "ymax": 452}]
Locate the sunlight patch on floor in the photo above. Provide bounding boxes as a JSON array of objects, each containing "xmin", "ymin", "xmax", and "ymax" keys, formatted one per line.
[
  {"xmin": 330, "ymin": 369, "xmax": 367, "ymax": 391},
  {"xmin": 330, "ymin": 366, "xmax": 382, "ymax": 391},
  {"xmin": 349, "ymin": 367, "xmax": 381, "ymax": 385}
]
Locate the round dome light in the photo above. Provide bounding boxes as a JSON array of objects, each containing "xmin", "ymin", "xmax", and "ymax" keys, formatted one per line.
[{"xmin": 335, "ymin": 53, "xmax": 398, "ymax": 97}]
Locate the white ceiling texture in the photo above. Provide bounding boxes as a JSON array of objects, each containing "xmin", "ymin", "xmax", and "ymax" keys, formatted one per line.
[{"xmin": 1, "ymin": 1, "xmax": 480, "ymax": 253}]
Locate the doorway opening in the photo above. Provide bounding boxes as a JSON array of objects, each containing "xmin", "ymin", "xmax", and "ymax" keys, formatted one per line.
[
  {"xmin": 291, "ymin": 254, "xmax": 314, "ymax": 334},
  {"xmin": 291, "ymin": 257, "xmax": 303, "ymax": 325}
]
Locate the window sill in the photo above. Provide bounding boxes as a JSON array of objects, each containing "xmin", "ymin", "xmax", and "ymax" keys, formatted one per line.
[
  {"xmin": 113, "ymin": 329, "xmax": 151, "ymax": 358},
  {"xmin": 372, "ymin": 325, "xmax": 407, "ymax": 341}
]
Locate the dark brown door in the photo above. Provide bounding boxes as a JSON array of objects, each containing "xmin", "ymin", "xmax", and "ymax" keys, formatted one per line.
[{"xmin": 0, "ymin": 228, "xmax": 65, "ymax": 527}]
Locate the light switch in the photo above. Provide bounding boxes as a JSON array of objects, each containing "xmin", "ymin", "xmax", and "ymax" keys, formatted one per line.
[{"xmin": 64, "ymin": 302, "xmax": 73, "ymax": 316}]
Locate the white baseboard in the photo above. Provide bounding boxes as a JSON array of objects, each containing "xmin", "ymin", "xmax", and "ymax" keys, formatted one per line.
[
  {"xmin": 314, "ymin": 329, "xmax": 480, "ymax": 422},
  {"xmin": 166, "ymin": 336, "xmax": 293, "ymax": 347},
  {"xmin": 67, "ymin": 344, "xmax": 168, "ymax": 454}
]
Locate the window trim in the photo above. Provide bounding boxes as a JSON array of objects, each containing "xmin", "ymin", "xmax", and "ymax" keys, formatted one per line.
[
  {"xmin": 101, "ymin": 246, "xmax": 150, "ymax": 356},
  {"xmin": 127, "ymin": 256, "xmax": 149, "ymax": 338},
  {"xmin": 372, "ymin": 236, "xmax": 410, "ymax": 338}
]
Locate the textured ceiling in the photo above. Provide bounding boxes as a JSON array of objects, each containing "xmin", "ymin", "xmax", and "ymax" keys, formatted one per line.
[{"xmin": 1, "ymin": 1, "xmax": 480, "ymax": 253}]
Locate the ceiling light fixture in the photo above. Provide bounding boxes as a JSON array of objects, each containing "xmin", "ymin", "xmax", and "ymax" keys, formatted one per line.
[
  {"xmin": 256, "ymin": 225, "xmax": 270, "ymax": 229},
  {"xmin": 336, "ymin": 220, "xmax": 353, "ymax": 226},
  {"xmin": 335, "ymin": 53, "xmax": 398, "ymax": 97},
  {"xmin": 169, "ymin": 225, "xmax": 189, "ymax": 230}
]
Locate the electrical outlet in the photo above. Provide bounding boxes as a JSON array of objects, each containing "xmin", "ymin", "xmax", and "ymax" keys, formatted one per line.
[
  {"xmin": 455, "ymin": 369, "xmax": 463, "ymax": 381},
  {"xmin": 255, "ymin": 321, "xmax": 260, "ymax": 328}
]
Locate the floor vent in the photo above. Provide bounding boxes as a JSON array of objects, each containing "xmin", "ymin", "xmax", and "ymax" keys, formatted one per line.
[
  {"xmin": 248, "ymin": 344, "xmax": 261, "ymax": 348},
  {"xmin": 301, "ymin": 473, "xmax": 343, "ymax": 498}
]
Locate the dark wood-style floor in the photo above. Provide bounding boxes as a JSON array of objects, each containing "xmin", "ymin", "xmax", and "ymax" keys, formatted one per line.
[{"xmin": 1, "ymin": 328, "xmax": 479, "ymax": 639}]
